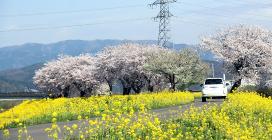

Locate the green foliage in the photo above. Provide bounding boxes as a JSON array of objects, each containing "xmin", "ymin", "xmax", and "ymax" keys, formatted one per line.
[
  {"xmin": 237, "ymin": 85, "xmax": 258, "ymax": 92},
  {"xmin": 236, "ymin": 85, "xmax": 272, "ymax": 97},
  {"xmin": 176, "ymin": 82, "xmax": 200, "ymax": 91}
]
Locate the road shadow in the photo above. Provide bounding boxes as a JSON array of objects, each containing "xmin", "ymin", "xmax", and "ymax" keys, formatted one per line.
[{"xmin": 194, "ymin": 98, "xmax": 225, "ymax": 103}]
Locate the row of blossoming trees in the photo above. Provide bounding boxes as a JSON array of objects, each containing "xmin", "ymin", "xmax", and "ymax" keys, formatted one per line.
[{"xmin": 33, "ymin": 44, "xmax": 209, "ymax": 97}]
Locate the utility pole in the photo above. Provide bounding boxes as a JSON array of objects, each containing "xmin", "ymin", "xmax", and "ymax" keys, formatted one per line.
[
  {"xmin": 212, "ymin": 63, "xmax": 215, "ymax": 78},
  {"xmin": 150, "ymin": 0, "xmax": 177, "ymax": 48}
]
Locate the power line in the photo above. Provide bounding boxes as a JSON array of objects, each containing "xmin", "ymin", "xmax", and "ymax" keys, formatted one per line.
[
  {"xmin": 209, "ymin": 0, "xmax": 270, "ymax": 6},
  {"xmin": 0, "ymin": 16, "xmax": 226, "ymax": 33},
  {"xmin": 0, "ymin": 17, "xmax": 150, "ymax": 32},
  {"xmin": 173, "ymin": 17, "xmax": 225, "ymax": 28},
  {"xmin": 0, "ymin": 4, "xmax": 146, "ymax": 18},
  {"xmin": 176, "ymin": 2, "xmax": 272, "ymax": 22},
  {"xmin": 202, "ymin": 0, "xmax": 255, "ymax": 6}
]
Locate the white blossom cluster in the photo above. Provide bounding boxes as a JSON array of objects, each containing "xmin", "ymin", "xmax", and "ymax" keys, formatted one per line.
[
  {"xmin": 201, "ymin": 24, "xmax": 272, "ymax": 87},
  {"xmin": 95, "ymin": 44, "xmax": 168, "ymax": 94},
  {"xmin": 33, "ymin": 54, "xmax": 99, "ymax": 97}
]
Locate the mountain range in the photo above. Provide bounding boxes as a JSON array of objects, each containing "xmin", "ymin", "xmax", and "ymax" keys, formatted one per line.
[{"xmin": 0, "ymin": 39, "xmax": 217, "ymax": 93}]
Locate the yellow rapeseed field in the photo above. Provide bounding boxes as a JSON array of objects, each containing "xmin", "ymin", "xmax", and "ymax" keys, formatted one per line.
[
  {"xmin": 2, "ymin": 92, "xmax": 271, "ymax": 140},
  {"xmin": 173, "ymin": 92, "xmax": 272, "ymax": 140},
  {"xmin": 0, "ymin": 91, "xmax": 194, "ymax": 129},
  {"xmin": 43, "ymin": 92, "xmax": 272, "ymax": 140}
]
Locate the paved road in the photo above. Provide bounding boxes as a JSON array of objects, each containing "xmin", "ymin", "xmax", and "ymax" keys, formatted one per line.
[{"xmin": 0, "ymin": 98, "xmax": 224, "ymax": 140}]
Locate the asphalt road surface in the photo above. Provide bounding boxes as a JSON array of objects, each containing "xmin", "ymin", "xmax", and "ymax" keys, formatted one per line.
[{"xmin": 0, "ymin": 98, "xmax": 224, "ymax": 140}]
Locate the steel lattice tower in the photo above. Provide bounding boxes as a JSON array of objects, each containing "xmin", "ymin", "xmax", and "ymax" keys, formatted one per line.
[{"xmin": 150, "ymin": 0, "xmax": 176, "ymax": 48}]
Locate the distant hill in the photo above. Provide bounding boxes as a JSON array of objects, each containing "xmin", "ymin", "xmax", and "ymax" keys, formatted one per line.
[
  {"xmin": 0, "ymin": 63, "xmax": 43, "ymax": 93},
  {"xmin": 0, "ymin": 39, "xmax": 214, "ymax": 71},
  {"xmin": 0, "ymin": 40, "xmax": 153, "ymax": 70}
]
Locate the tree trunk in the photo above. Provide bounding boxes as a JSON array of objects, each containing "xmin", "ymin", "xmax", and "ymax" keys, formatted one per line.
[
  {"xmin": 106, "ymin": 79, "xmax": 113, "ymax": 93},
  {"xmin": 146, "ymin": 79, "xmax": 154, "ymax": 92},
  {"xmin": 170, "ymin": 83, "xmax": 176, "ymax": 91},
  {"xmin": 109, "ymin": 84, "xmax": 113, "ymax": 93},
  {"xmin": 107, "ymin": 82, "xmax": 113, "ymax": 95},
  {"xmin": 230, "ymin": 79, "xmax": 242, "ymax": 93},
  {"xmin": 72, "ymin": 83, "xmax": 87, "ymax": 97},
  {"xmin": 61, "ymin": 86, "xmax": 70, "ymax": 97},
  {"xmin": 148, "ymin": 85, "xmax": 154, "ymax": 92},
  {"xmin": 132, "ymin": 86, "xmax": 141, "ymax": 94},
  {"xmin": 169, "ymin": 74, "xmax": 176, "ymax": 91},
  {"xmin": 120, "ymin": 79, "xmax": 131, "ymax": 95},
  {"xmin": 123, "ymin": 87, "xmax": 131, "ymax": 95},
  {"xmin": 80, "ymin": 91, "xmax": 87, "ymax": 97}
]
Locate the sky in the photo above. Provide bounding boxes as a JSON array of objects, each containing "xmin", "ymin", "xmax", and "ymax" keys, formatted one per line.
[{"xmin": 0, "ymin": 0, "xmax": 272, "ymax": 47}]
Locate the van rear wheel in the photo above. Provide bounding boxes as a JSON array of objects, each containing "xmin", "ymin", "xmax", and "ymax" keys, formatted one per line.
[{"xmin": 202, "ymin": 97, "xmax": 206, "ymax": 102}]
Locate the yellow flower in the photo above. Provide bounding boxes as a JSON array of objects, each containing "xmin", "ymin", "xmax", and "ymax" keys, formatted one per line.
[
  {"xmin": 72, "ymin": 124, "xmax": 78, "ymax": 130},
  {"xmin": 14, "ymin": 119, "xmax": 20, "ymax": 123},
  {"xmin": 154, "ymin": 117, "xmax": 160, "ymax": 125},
  {"xmin": 77, "ymin": 115, "xmax": 82, "ymax": 120},
  {"xmin": 94, "ymin": 111, "xmax": 100, "ymax": 116},
  {"xmin": 52, "ymin": 112, "xmax": 58, "ymax": 117},
  {"xmin": 3, "ymin": 129, "xmax": 10, "ymax": 137},
  {"xmin": 18, "ymin": 123, "xmax": 23, "ymax": 126},
  {"xmin": 52, "ymin": 118, "xmax": 57, "ymax": 123},
  {"xmin": 51, "ymin": 124, "xmax": 58, "ymax": 129},
  {"xmin": 89, "ymin": 120, "xmax": 97, "ymax": 125}
]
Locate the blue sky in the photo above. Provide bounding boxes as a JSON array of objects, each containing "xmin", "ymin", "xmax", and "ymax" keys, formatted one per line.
[{"xmin": 0, "ymin": 0, "xmax": 272, "ymax": 47}]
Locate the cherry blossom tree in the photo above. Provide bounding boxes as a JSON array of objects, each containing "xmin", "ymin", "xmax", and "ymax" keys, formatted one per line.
[
  {"xmin": 201, "ymin": 25, "xmax": 272, "ymax": 91},
  {"xmin": 96, "ymin": 44, "xmax": 166, "ymax": 95},
  {"xmin": 95, "ymin": 47, "xmax": 121, "ymax": 94},
  {"xmin": 145, "ymin": 48, "xmax": 209, "ymax": 91},
  {"xmin": 33, "ymin": 54, "xmax": 99, "ymax": 97}
]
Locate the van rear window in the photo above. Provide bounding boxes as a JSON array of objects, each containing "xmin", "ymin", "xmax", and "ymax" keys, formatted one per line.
[{"xmin": 205, "ymin": 79, "xmax": 223, "ymax": 85}]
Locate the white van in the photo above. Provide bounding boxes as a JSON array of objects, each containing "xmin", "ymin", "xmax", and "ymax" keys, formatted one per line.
[{"xmin": 201, "ymin": 78, "xmax": 229, "ymax": 102}]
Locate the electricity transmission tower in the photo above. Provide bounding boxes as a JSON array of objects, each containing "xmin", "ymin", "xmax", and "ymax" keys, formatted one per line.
[{"xmin": 150, "ymin": 0, "xmax": 177, "ymax": 48}]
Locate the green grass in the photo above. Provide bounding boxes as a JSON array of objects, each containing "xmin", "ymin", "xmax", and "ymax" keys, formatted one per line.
[{"xmin": 0, "ymin": 100, "xmax": 23, "ymax": 112}]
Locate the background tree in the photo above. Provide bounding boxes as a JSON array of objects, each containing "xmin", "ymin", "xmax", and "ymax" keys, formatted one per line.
[
  {"xmin": 33, "ymin": 55, "xmax": 99, "ymax": 97},
  {"xmin": 201, "ymin": 24, "xmax": 272, "ymax": 92},
  {"xmin": 145, "ymin": 48, "xmax": 209, "ymax": 91}
]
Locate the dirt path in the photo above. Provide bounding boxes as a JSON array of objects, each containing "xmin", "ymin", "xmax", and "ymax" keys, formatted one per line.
[{"xmin": 0, "ymin": 98, "xmax": 224, "ymax": 140}]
